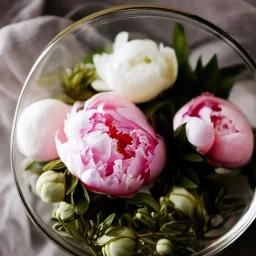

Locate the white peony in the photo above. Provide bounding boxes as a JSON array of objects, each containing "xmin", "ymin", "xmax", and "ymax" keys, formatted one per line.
[{"xmin": 92, "ymin": 32, "xmax": 178, "ymax": 103}]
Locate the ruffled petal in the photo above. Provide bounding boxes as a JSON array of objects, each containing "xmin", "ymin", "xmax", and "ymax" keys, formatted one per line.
[{"xmin": 84, "ymin": 131, "xmax": 112, "ymax": 163}]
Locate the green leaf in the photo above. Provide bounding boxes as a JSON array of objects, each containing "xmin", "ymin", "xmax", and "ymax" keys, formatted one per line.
[
  {"xmin": 172, "ymin": 23, "xmax": 189, "ymax": 65},
  {"xmin": 201, "ymin": 190, "xmax": 214, "ymax": 214},
  {"xmin": 56, "ymin": 94, "xmax": 76, "ymax": 105},
  {"xmin": 105, "ymin": 226, "xmax": 125, "ymax": 237},
  {"xmin": 157, "ymin": 113, "xmax": 173, "ymax": 146},
  {"xmin": 158, "ymin": 101, "xmax": 174, "ymax": 120},
  {"xmin": 198, "ymin": 55, "xmax": 220, "ymax": 93},
  {"xmin": 214, "ymin": 186, "xmax": 227, "ymax": 207},
  {"xmin": 87, "ymin": 220, "xmax": 97, "ymax": 239},
  {"xmin": 195, "ymin": 57, "xmax": 203, "ymax": 76},
  {"xmin": 54, "ymin": 221, "xmax": 86, "ymax": 242},
  {"xmin": 174, "ymin": 123, "xmax": 187, "ymax": 145},
  {"xmin": 71, "ymin": 72, "xmax": 85, "ymax": 87},
  {"xmin": 60, "ymin": 61, "xmax": 97, "ymax": 103},
  {"xmin": 183, "ymin": 169, "xmax": 200, "ymax": 186},
  {"xmin": 182, "ymin": 153, "xmax": 204, "ymax": 162},
  {"xmin": 25, "ymin": 161, "xmax": 47, "ymax": 171},
  {"xmin": 98, "ymin": 213, "xmax": 116, "ymax": 232},
  {"xmin": 99, "ymin": 214, "xmax": 115, "ymax": 229},
  {"xmin": 71, "ymin": 182, "xmax": 90, "ymax": 215},
  {"xmin": 65, "ymin": 170, "xmax": 78, "ymax": 196},
  {"xmin": 144, "ymin": 100, "xmax": 174, "ymax": 119},
  {"xmin": 160, "ymin": 220, "xmax": 191, "ymax": 235},
  {"xmin": 118, "ymin": 213, "xmax": 138, "ymax": 227},
  {"xmin": 128, "ymin": 193, "xmax": 160, "ymax": 212},
  {"xmin": 137, "ymin": 207, "xmax": 150, "ymax": 216},
  {"xmin": 220, "ymin": 63, "xmax": 246, "ymax": 77},
  {"xmin": 216, "ymin": 77, "xmax": 233, "ymax": 98},
  {"xmin": 135, "ymin": 212, "xmax": 154, "ymax": 228},
  {"xmin": 176, "ymin": 176, "xmax": 198, "ymax": 189},
  {"xmin": 217, "ymin": 194, "xmax": 246, "ymax": 218},
  {"xmin": 43, "ymin": 159, "xmax": 66, "ymax": 172}
]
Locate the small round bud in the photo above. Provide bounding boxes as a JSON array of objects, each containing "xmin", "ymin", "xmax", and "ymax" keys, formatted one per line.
[
  {"xmin": 56, "ymin": 202, "xmax": 75, "ymax": 222},
  {"xmin": 36, "ymin": 170, "xmax": 66, "ymax": 203},
  {"xmin": 97, "ymin": 227, "xmax": 136, "ymax": 256},
  {"xmin": 168, "ymin": 186, "xmax": 196, "ymax": 218},
  {"xmin": 156, "ymin": 238, "xmax": 173, "ymax": 255}
]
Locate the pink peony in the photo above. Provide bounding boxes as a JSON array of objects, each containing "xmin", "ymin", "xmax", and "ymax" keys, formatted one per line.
[
  {"xmin": 173, "ymin": 93, "xmax": 254, "ymax": 168},
  {"xmin": 56, "ymin": 92, "xmax": 166, "ymax": 197}
]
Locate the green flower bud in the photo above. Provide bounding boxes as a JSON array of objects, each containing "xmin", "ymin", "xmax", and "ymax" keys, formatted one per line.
[
  {"xmin": 156, "ymin": 239, "xmax": 173, "ymax": 255},
  {"xmin": 56, "ymin": 202, "xmax": 75, "ymax": 222},
  {"xmin": 97, "ymin": 227, "xmax": 136, "ymax": 256},
  {"xmin": 36, "ymin": 170, "xmax": 66, "ymax": 203},
  {"xmin": 168, "ymin": 186, "xmax": 196, "ymax": 218}
]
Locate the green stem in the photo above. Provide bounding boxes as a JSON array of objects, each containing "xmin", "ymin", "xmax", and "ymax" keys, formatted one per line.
[
  {"xmin": 140, "ymin": 238, "xmax": 156, "ymax": 245},
  {"xmin": 137, "ymin": 232, "xmax": 153, "ymax": 237}
]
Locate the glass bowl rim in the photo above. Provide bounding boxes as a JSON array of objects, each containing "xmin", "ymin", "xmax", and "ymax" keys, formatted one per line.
[{"xmin": 10, "ymin": 4, "xmax": 256, "ymax": 256}]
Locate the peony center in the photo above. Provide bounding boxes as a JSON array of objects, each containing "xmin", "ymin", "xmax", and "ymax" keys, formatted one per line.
[{"xmin": 105, "ymin": 118, "xmax": 135, "ymax": 159}]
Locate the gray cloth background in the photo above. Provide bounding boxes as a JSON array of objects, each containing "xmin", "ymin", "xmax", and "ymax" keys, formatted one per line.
[{"xmin": 1, "ymin": 0, "xmax": 256, "ymax": 256}]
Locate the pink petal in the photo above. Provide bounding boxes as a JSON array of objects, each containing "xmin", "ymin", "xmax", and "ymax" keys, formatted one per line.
[
  {"xmin": 56, "ymin": 135, "xmax": 95, "ymax": 179},
  {"xmin": 81, "ymin": 167, "xmax": 143, "ymax": 197},
  {"xmin": 85, "ymin": 92, "xmax": 156, "ymax": 137},
  {"xmin": 83, "ymin": 131, "xmax": 112, "ymax": 163},
  {"xmin": 147, "ymin": 135, "xmax": 167, "ymax": 183},
  {"xmin": 208, "ymin": 132, "xmax": 254, "ymax": 168},
  {"xmin": 127, "ymin": 149, "xmax": 149, "ymax": 178}
]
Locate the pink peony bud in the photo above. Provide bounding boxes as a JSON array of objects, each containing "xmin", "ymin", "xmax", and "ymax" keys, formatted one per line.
[
  {"xmin": 173, "ymin": 94, "xmax": 254, "ymax": 168},
  {"xmin": 17, "ymin": 99, "xmax": 71, "ymax": 161},
  {"xmin": 56, "ymin": 92, "xmax": 166, "ymax": 197}
]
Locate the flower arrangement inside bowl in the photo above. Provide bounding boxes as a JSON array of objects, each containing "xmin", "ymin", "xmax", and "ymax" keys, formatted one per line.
[{"xmin": 11, "ymin": 5, "xmax": 256, "ymax": 256}]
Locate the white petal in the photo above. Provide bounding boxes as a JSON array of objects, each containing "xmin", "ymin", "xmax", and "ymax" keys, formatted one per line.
[
  {"xmin": 92, "ymin": 36, "xmax": 178, "ymax": 103},
  {"xmin": 91, "ymin": 79, "xmax": 110, "ymax": 91},
  {"xmin": 159, "ymin": 44, "xmax": 178, "ymax": 88},
  {"xmin": 93, "ymin": 53, "xmax": 111, "ymax": 80},
  {"xmin": 113, "ymin": 31, "xmax": 129, "ymax": 53},
  {"xmin": 186, "ymin": 117, "xmax": 215, "ymax": 154}
]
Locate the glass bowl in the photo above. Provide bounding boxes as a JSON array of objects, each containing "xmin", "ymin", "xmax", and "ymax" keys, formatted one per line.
[{"xmin": 11, "ymin": 4, "xmax": 256, "ymax": 256}]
